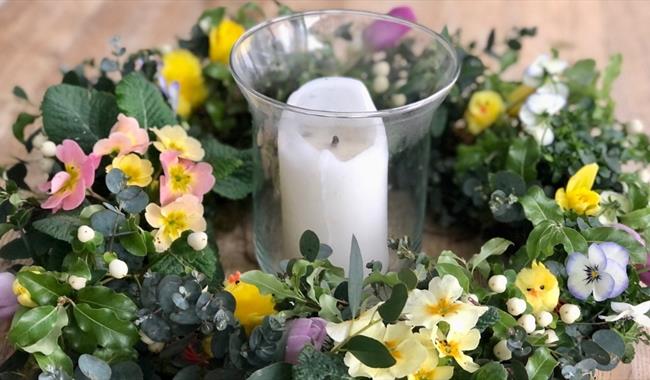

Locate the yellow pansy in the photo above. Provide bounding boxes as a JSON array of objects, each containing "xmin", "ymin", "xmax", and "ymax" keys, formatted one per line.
[
  {"xmin": 555, "ymin": 163, "xmax": 600, "ymax": 216},
  {"xmin": 107, "ymin": 154, "xmax": 153, "ymax": 187},
  {"xmin": 152, "ymin": 125, "xmax": 205, "ymax": 161},
  {"xmin": 161, "ymin": 49, "xmax": 208, "ymax": 118},
  {"xmin": 409, "ymin": 329, "xmax": 454, "ymax": 380},
  {"xmin": 515, "ymin": 261, "xmax": 559, "ymax": 314},
  {"xmin": 464, "ymin": 90, "xmax": 505, "ymax": 135},
  {"xmin": 224, "ymin": 271, "xmax": 275, "ymax": 335},
  {"xmin": 209, "ymin": 19, "xmax": 245, "ymax": 64},
  {"xmin": 144, "ymin": 194, "xmax": 207, "ymax": 252},
  {"xmin": 434, "ymin": 328, "xmax": 481, "ymax": 373},
  {"xmin": 12, "ymin": 279, "xmax": 36, "ymax": 308}
]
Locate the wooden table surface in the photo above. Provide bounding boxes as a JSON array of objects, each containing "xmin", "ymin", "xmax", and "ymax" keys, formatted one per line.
[{"xmin": 0, "ymin": 0, "xmax": 648, "ymax": 378}]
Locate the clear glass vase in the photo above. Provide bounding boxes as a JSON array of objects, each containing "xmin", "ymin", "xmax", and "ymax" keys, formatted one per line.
[{"xmin": 230, "ymin": 9, "xmax": 459, "ymax": 273}]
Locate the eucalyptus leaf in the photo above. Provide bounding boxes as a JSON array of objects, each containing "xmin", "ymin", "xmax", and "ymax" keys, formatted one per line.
[
  {"xmin": 247, "ymin": 362, "xmax": 292, "ymax": 380},
  {"xmin": 347, "ymin": 235, "xmax": 363, "ymax": 319},
  {"xmin": 342, "ymin": 335, "xmax": 396, "ymax": 369},
  {"xmin": 78, "ymin": 354, "xmax": 112, "ymax": 380},
  {"xmin": 105, "ymin": 169, "xmax": 126, "ymax": 194},
  {"xmin": 299, "ymin": 230, "xmax": 320, "ymax": 262}
]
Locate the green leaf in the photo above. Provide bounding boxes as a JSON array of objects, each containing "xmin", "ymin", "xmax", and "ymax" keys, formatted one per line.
[
  {"xmin": 565, "ymin": 59, "xmax": 598, "ymax": 89},
  {"xmin": 348, "ymin": 236, "xmax": 363, "ymax": 319},
  {"xmin": 12, "ymin": 112, "xmax": 37, "ymax": 142},
  {"xmin": 17, "ymin": 271, "xmax": 71, "ymax": 306},
  {"xmin": 41, "ymin": 84, "xmax": 119, "ymax": 151},
  {"xmin": 247, "ymin": 362, "xmax": 292, "ymax": 380},
  {"xmin": 506, "ymin": 137, "xmax": 540, "ymax": 182},
  {"xmin": 527, "ymin": 221, "xmax": 587, "ymax": 260},
  {"xmin": 21, "ymin": 305, "xmax": 68, "ymax": 355},
  {"xmin": 525, "ymin": 347, "xmax": 557, "ymax": 380},
  {"xmin": 397, "ymin": 268, "xmax": 418, "ymax": 290},
  {"xmin": 34, "ymin": 346, "xmax": 73, "ymax": 375},
  {"xmin": 469, "ymin": 238, "xmax": 513, "ymax": 272},
  {"xmin": 76, "ymin": 286, "xmax": 138, "ymax": 321},
  {"xmin": 342, "ymin": 335, "xmax": 396, "ymax": 368},
  {"xmin": 492, "ymin": 309, "xmax": 517, "ymax": 339},
  {"xmin": 65, "ymin": 256, "xmax": 92, "ymax": 279},
  {"xmin": 600, "ymin": 54, "xmax": 622, "ymax": 98},
  {"xmin": 115, "ymin": 73, "xmax": 176, "ymax": 129},
  {"xmin": 12, "ymin": 85, "xmax": 29, "ymax": 101},
  {"xmin": 73, "ymin": 303, "xmax": 138, "ymax": 349},
  {"xmin": 149, "ymin": 238, "xmax": 219, "ymax": 280},
  {"xmin": 519, "ymin": 186, "xmax": 563, "ymax": 226},
  {"xmin": 203, "ymin": 138, "xmax": 254, "ymax": 200},
  {"xmin": 32, "ymin": 212, "xmax": 82, "ymax": 243},
  {"xmin": 473, "ymin": 361, "xmax": 507, "ymax": 380},
  {"xmin": 582, "ymin": 227, "xmax": 646, "ymax": 264},
  {"xmin": 378, "ymin": 283, "xmax": 407, "ymax": 323},
  {"xmin": 240, "ymin": 270, "xmax": 295, "ymax": 301},
  {"xmin": 9, "ymin": 305, "xmax": 59, "ymax": 349},
  {"xmin": 299, "ymin": 230, "xmax": 320, "ymax": 262},
  {"xmin": 620, "ymin": 207, "xmax": 650, "ymax": 230},
  {"xmin": 198, "ymin": 7, "xmax": 225, "ymax": 29}
]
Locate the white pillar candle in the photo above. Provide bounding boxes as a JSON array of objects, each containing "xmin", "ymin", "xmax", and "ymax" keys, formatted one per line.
[{"xmin": 278, "ymin": 77, "xmax": 389, "ymax": 272}]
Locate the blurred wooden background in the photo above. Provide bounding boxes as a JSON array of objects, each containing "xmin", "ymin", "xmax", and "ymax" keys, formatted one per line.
[{"xmin": 0, "ymin": 1, "xmax": 649, "ymax": 378}]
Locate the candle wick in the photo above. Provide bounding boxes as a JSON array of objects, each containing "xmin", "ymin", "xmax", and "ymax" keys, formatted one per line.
[{"xmin": 331, "ymin": 135, "xmax": 340, "ymax": 147}]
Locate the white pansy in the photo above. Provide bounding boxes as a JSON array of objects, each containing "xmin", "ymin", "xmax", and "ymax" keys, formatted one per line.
[
  {"xmin": 108, "ymin": 259, "xmax": 129, "ymax": 279},
  {"xmin": 488, "ymin": 275, "xmax": 507, "ymax": 293},
  {"xmin": 599, "ymin": 301, "xmax": 650, "ymax": 328},
  {"xmin": 559, "ymin": 304, "xmax": 581, "ymax": 324},
  {"xmin": 523, "ymin": 54, "xmax": 569, "ymax": 87},
  {"xmin": 187, "ymin": 231, "xmax": 208, "ymax": 251},
  {"xmin": 519, "ymin": 88, "xmax": 567, "ymax": 146},
  {"xmin": 598, "ymin": 191, "xmax": 631, "ymax": 226},
  {"xmin": 77, "ymin": 225, "xmax": 95, "ymax": 243},
  {"xmin": 493, "ymin": 339, "xmax": 512, "ymax": 361}
]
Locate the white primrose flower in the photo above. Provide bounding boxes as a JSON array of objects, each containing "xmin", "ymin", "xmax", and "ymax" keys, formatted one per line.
[
  {"xmin": 599, "ymin": 301, "xmax": 650, "ymax": 328},
  {"xmin": 523, "ymin": 54, "xmax": 569, "ymax": 87},
  {"xmin": 518, "ymin": 82, "xmax": 569, "ymax": 146}
]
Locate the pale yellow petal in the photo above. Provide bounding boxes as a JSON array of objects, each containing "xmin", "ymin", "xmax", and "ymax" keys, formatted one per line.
[{"xmin": 145, "ymin": 203, "xmax": 163, "ymax": 228}]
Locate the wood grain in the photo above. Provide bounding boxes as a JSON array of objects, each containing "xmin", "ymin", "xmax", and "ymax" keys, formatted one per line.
[{"xmin": 0, "ymin": 0, "xmax": 648, "ymax": 378}]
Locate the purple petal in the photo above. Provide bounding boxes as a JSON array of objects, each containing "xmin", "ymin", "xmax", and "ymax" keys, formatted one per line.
[
  {"xmin": 566, "ymin": 253, "xmax": 589, "ymax": 275},
  {"xmin": 600, "ymin": 242, "xmax": 629, "ymax": 268},
  {"xmin": 593, "ymin": 273, "xmax": 615, "ymax": 301},
  {"xmin": 588, "ymin": 244, "xmax": 607, "ymax": 268},
  {"xmin": 364, "ymin": 6, "xmax": 417, "ymax": 51},
  {"xmin": 0, "ymin": 272, "xmax": 17, "ymax": 321},
  {"xmin": 611, "ymin": 223, "xmax": 646, "ymax": 246},
  {"xmin": 567, "ymin": 273, "xmax": 592, "ymax": 301},
  {"xmin": 604, "ymin": 260, "xmax": 629, "ymax": 298}
]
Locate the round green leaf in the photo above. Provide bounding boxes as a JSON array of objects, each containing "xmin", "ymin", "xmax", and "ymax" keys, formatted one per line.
[{"xmin": 299, "ymin": 230, "xmax": 320, "ymax": 262}]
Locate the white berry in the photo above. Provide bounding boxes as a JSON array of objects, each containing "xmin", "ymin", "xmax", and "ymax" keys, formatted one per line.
[
  {"xmin": 77, "ymin": 225, "xmax": 95, "ymax": 243},
  {"xmin": 559, "ymin": 304, "xmax": 581, "ymax": 324},
  {"xmin": 372, "ymin": 61, "xmax": 391, "ymax": 77},
  {"xmin": 545, "ymin": 329, "xmax": 559, "ymax": 344},
  {"xmin": 40, "ymin": 141, "xmax": 57, "ymax": 157},
  {"xmin": 518, "ymin": 314, "xmax": 536, "ymax": 333},
  {"xmin": 32, "ymin": 134, "xmax": 48, "ymax": 149},
  {"xmin": 629, "ymin": 119, "xmax": 644, "ymax": 134},
  {"xmin": 68, "ymin": 275, "xmax": 87, "ymax": 290},
  {"xmin": 187, "ymin": 231, "xmax": 208, "ymax": 251},
  {"xmin": 493, "ymin": 339, "xmax": 512, "ymax": 361},
  {"xmin": 536, "ymin": 311, "xmax": 553, "ymax": 327},
  {"xmin": 372, "ymin": 76, "xmax": 390, "ymax": 93},
  {"xmin": 506, "ymin": 297, "xmax": 527, "ymax": 316},
  {"xmin": 108, "ymin": 259, "xmax": 128, "ymax": 279},
  {"xmin": 391, "ymin": 94, "xmax": 407, "ymax": 107},
  {"xmin": 488, "ymin": 275, "xmax": 508, "ymax": 293}
]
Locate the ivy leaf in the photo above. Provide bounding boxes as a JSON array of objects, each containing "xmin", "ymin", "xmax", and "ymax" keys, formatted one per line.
[
  {"xmin": 32, "ymin": 212, "xmax": 81, "ymax": 243},
  {"xmin": 378, "ymin": 283, "xmax": 408, "ymax": 323},
  {"xmin": 16, "ymin": 271, "xmax": 71, "ymax": 306},
  {"xmin": 525, "ymin": 347, "xmax": 557, "ymax": 380},
  {"xmin": 348, "ymin": 236, "xmax": 363, "ymax": 319},
  {"xmin": 41, "ymin": 84, "xmax": 119, "ymax": 151},
  {"xmin": 115, "ymin": 73, "xmax": 176, "ymax": 129},
  {"xmin": 519, "ymin": 186, "xmax": 563, "ymax": 226},
  {"xmin": 506, "ymin": 137, "xmax": 540, "ymax": 183},
  {"xmin": 240, "ymin": 270, "xmax": 295, "ymax": 301},
  {"xmin": 76, "ymin": 286, "xmax": 138, "ymax": 321},
  {"xmin": 73, "ymin": 303, "xmax": 139, "ymax": 349},
  {"xmin": 8, "ymin": 305, "xmax": 62, "ymax": 351},
  {"xmin": 342, "ymin": 335, "xmax": 396, "ymax": 368}
]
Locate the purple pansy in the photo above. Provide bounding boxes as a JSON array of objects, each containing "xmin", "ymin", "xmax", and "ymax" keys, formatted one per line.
[
  {"xmin": 0, "ymin": 272, "xmax": 18, "ymax": 320},
  {"xmin": 566, "ymin": 242, "xmax": 629, "ymax": 301},
  {"xmin": 284, "ymin": 317, "xmax": 328, "ymax": 364},
  {"xmin": 364, "ymin": 6, "xmax": 417, "ymax": 50}
]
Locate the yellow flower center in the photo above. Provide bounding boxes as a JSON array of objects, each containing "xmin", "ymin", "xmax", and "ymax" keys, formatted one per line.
[
  {"xmin": 161, "ymin": 211, "xmax": 189, "ymax": 241},
  {"xmin": 385, "ymin": 340, "xmax": 402, "ymax": 360},
  {"xmin": 412, "ymin": 368, "xmax": 437, "ymax": 380},
  {"xmin": 436, "ymin": 339, "xmax": 461, "ymax": 358},
  {"xmin": 169, "ymin": 164, "xmax": 193, "ymax": 192},
  {"xmin": 427, "ymin": 298, "xmax": 461, "ymax": 317},
  {"xmin": 59, "ymin": 163, "xmax": 80, "ymax": 193}
]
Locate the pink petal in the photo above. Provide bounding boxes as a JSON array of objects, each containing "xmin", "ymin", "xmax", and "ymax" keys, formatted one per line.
[
  {"xmin": 159, "ymin": 175, "xmax": 173, "ymax": 206},
  {"xmin": 56, "ymin": 139, "xmax": 87, "ymax": 166},
  {"xmin": 364, "ymin": 6, "xmax": 417, "ymax": 50},
  {"xmin": 41, "ymin": 193, "xmax": 65, "ymax": 211},
  {"xmin": 61, "ymin": 181, "xmax": 86, "ymax": 211},
  {"xmin": 192, "ymin": 162, "xmax": 216, "ymax": 195},
  {"xmin": 49, "ymin": 171, "xmax": 71, "ymax": 193}
]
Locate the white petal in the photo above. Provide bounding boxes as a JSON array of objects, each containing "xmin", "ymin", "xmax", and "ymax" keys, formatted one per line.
[
  {"xmin": 600, "ymin": 242, "xmax": 629, "ymax": 268},
  {"xmin": 633, "ymin": 300, "xmax": 650, "ymax": 314},
  {"xmin": 588, "ymin": 244, "xmax": 608, "ymax": 268},
  {"xmin": 592, "ymin": 273, "xmax": 615, "ymax": 301},
  {"xmin": 633, "ymin": 314, "xmax": 650, "ymax": 328},
  {"xmin": 599, "ymin": 313, "xmax": 624, "ymax": 322},
  {"xmin": 610, "ymin": 302, "xmax": 634, "ymax": 314},
  {"xmin": 604, "ymin": 261, "xmax": 629, "ymax": 298},
  {"xmin": 566, "ymin": 253, "xmax": 590, "ymax": 274},
  {"xmin": 537, "ymin": 82, "xmax": 569, "ymax": 100},
  {"xmin": 524, "ymin": 125, "xmax": 554, "ymax": 146},
  {"xmin": 519, "ymin": 104, "xmax": 539, "ymax": 126},
  {"xmin": 567, "ymin": 273, "xmax": 592, "ymax": 301},
  {"xmin": 543, "ymin": 59, "xmax": 569, "ymax": 75},
  {"xmin": 526, "ymin": 93, "xmax": 566, "ymax": 115}
]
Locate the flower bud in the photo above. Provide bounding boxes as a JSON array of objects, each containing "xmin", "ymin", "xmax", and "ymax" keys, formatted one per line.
[
  {"xmin": 108, "ymin": 259, "xmax": 128, "ymax": 279},
  {"xmin": 493, "ymin": 339, "xmax": 512, "ymax": 361},
  {"xmin": 535, "ymin": 311, "xmax": 553, "ymax": 327},
  {"xmin": 488, "ymin": 274, "xmax": 507, "ymax": 293},
  {"xmin": 187, "ymin": 231, "xmax": 208, "ymax": 251},
  {"xmin": 32, "ymin": 134, "xmax": 48, "ymax": 149},
  {"xmin": 68, "ymin": 275, "xmax": 87, "ymax": 290},
  {"xmin": 40, "ymin": 141, "xmax": 57, "ymax": 157},
  {"xmin": 518, "ymin": 314, "xmax": 536, "ymax": 333},
  {"xmin": 372, "ymin": 61, "xmax": 391, "ymax": 77},
  {"xmin": 372, "ymin": 76, "xmax": 389, "ymax": 93},
  {"xmin": 559, "ymin": 304, "xmax": 581, "ymax": 324},
  {"xmin": 77, "ymin": 225, "xmax": 95, "ymax": 243},
  {"xmin": 506, "ymin": 297, "xmax": 527, "ymax": 316},
  {"xmin": 12, "ymin": 279, "xmax": 36, "ymax": 308},
  {"xmin": 545, "ymin": 329, "xmax": 559, "ymax": 344}
]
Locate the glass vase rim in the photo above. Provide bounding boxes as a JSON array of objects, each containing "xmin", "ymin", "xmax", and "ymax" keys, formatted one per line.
[{"xmin": 229, "ymin": 8, "xmax": 460, "ymax": 119}]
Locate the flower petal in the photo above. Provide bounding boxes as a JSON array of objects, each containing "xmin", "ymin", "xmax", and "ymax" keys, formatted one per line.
[
  {"xmin": 567, "ymin": 163, "xmax": 598, "ymax": 193},
  {"xmin": 566, "ymin": 253, "xmax": 589, "ymax": 274},
  {"xmin": 604, "ymin": 260, "xmax": 628, "ymax": 298},
  {"xmin": 567, "ymin": 272, "xmax": 592, "ymax": 301},
  {"xmin": 600, "ymin": 242, "xmax": 629, "ymax": 268},
  {"xmin": 592, "ymin": 272, "xmax": 615, "ymax": 301},
  {"xmin": 588, "ymin": 244, "xmax": 608, "ymax": 269}
]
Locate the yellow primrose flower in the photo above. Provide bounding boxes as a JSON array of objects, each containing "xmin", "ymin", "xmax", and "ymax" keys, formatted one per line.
[
  {"xmin": 161, "ymin": 49, "xmax": 208, "ymax": 118},
  {"xmin": 326, "ymin": 304, "xmax": 383, "ymax": 343},
  {"xmin": 409, "ymin": 329, "xmax": 454, "ymax": 380},
  {"xmin": 555, "ymin": 163, "xmax": 600, "ymax": 216},
  {"xmin": 107, "ymin": 154, "xmax": 153, "ymax": 187},
  {"xmin": 515, "ymin": 261, "xmax": 559, "ymax": 314},
  {"xmin": 224, "ymin": 271, "xmax": 275, "ymax": 335},
  {"xmin": 12, "ymin": 279, "xmax": 36, "ymax": 308},
  {"xmin": 152, "ymin": 125, "xmax": 205, "ymax": 161},
  {"xmin": 344, "ymin": 322, "xmax": 427, "ymax": 380},
  {"xmin": 144, "ymin": 194, "xmax": 206, "ymax": 252},
  {"xmin": 209, "ymin": 19, "xmax": 245, "ymax": 64},
  {"xmin": 434, "ymin": 328, "xmax": 481, "ymax": 373},
  {"xmin": 464, "ymin": 90, "xmax": 505, "ymax": 135}
]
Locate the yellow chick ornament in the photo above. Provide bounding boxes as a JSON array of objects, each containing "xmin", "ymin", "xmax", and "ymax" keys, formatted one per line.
[{"xmin": 515, "ymin": 261, "xmax": 560, "ymax": 314}]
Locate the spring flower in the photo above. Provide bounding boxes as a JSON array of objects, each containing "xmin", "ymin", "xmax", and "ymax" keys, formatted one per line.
[
  {"xmin": 409, "ymin": 328, "xmax": 454, "ymax": 380},
  {"xmin": 599, "ymin": 301, "xmax": 650, "ymax": 328},
  {"xmin": 326, "ymin": 304, "xmax": 383, "ymax": 343},
  {"xmin": 518, "ymin": 83, "xmax": 568, "ymax": 146},
  {"xmin": 225, "ymin": 271, "xmax": 275, "ymax": 335},
  {"xmin": 434, "ymin": 328, "xmax": 481, "ymax": 373},
  {"xmin": 107, "ymin": 154, "xmax": 154, "ymax": 187},
  {"xmin": 515, "ymin": 261, "xmax": 559, "ymax": 314},
  {"xmin": 93, "ymin": 114, "xmax": 149, "ymax": 156},
  {"xmin": 566, "ymin": 242, "xmax": 629, "ymax": 301},
  {"xmin": 598, "ymin": 191, "xmax": 631, "ymax": 225},
  {"xmin": 284, "ymin": 317, "xmax": 328, "ymax": 364},
  {"xmin": 507, "ymin": 85, "xmax": 535, "ymax": 116},
  {"xmin": 159, "ymin": 151, "xmax": 215, "ymax": 205},
  {"xmin": 344, "ymin": 322, "xmax": 427, "ymax": 380},
  {"xmin": 41, "ymin": 140, "xmax": 100, "ymax": 212},
  {"xmin": 145, "ymin": 194, "xmax": 207, "ymax": 252},
  {"xmin": 464, "ymin": 90, "xmax": 505, "ymax": 135},
  {"xmin": 523, "ymin": 54, "xmax": 569, "ymax": 87},
  {"xmin": 0, "ymin": 272, "xmax": 18, "ymax": 319},
  {"xmin": 364, "ymin": 6, "xmax": 417, "ymax": 50},
  {"xmin": 209, "ymin": 19, "xmax": 245, "ymax": 64},
  {"xmin": 160, "ymin": 49, "xmax": 208, "ymax": 118},
  {"xmin": 555, "ymin": 163, "xmax": 601, "ymax": 216},
  {"xmin": 12, "ymin": 278, "xmax": 36, "ymax": 308},
  {"xmin": 152, "ymin": 125, "xmax": 205, "ymax": 161},
  {"xmin": 403, "ymin": 275, "xmax": 488, "ymax": 331}
]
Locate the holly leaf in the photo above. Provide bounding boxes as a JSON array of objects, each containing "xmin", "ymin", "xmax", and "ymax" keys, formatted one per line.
[
  {"xmin": 115, "ymin": 73, "xmax": 176, "ymax": 129},
  {"xmin": 73, "ymin": 303, "xmax": 138, "ymax": 348}
]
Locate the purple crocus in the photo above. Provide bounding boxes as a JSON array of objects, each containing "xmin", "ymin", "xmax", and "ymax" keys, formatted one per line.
[
  {"xmin": 364, "ymin": 6, "xmax": 417, "ymax": 50},
  {"xmin": 284, "ymin": 317, "xmax": 328, "ymax": 364},
  {"xmin": 0, "ymin": 272, "xmax": 18, "ymax": 320},
  {"xmin": 566, "ymin": 243, "xmax": 629, "ymax": 301}
]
